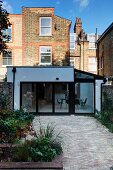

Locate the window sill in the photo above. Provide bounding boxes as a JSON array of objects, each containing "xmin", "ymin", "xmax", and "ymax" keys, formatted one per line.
[
  {"xmin": 39, "ymin": 35, "xmax": 52, "ymax": 37},
  {"xmin": 2, "ymin": 65, "xmax": 12, "ymax": 67},
  {"xmin": 39, "ymin": 63, "xmax": 52, "ymax": 66}
]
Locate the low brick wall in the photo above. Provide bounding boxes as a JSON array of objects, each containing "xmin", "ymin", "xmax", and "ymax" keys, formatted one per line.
[{"xmin": 0, "ymin": 82, "xmax": 13, "ymax": 110}]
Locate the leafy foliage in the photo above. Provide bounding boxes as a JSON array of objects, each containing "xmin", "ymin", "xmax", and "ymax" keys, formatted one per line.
[
  {"xmin": 0, "ymin": 109, "xmax": 35, "ymax": 143},
  {"xmin": 13, "ymin": 123, "xmax": 62, "ymax": 162},
  {"xmin": 0, "ymin": 90, "xmax": 9, "ymax": 111},
  {"xmin": 95, "ymin": 91, "xmax": 113, "ymax": 132},
  {"xmin": 0, "ymin": 0, "xmax": 11, "ymax": 53}
]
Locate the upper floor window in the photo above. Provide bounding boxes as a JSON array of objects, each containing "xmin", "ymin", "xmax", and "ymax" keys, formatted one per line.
[
  {"xmin": 88, "ymin": 56, "xmax": 97, "ymax": 72},
  {"xmin": 2, "ymin": 50, "xmax": 12, "ymax": 66},
  {"xmin": 2, "ymin": 26, "xmax": 12, "ymax": 42},
  {"xmin": 87, "ymin": 34, "xmax": 97, "ymax": 49},
  {"xmin": 70, "ymin": 33, "xmax": 76, "ymax": 49},
  {"xmin": 40, "ymin": 17, "xmax": 52, "ymax": 36},
  {"xmin": 40, "ymin": 46, "xmax": 52, "ymax": 65}
]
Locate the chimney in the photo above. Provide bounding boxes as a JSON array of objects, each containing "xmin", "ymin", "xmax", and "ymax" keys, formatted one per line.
[{"xmin": 74, "ymin": 17, "xmax": 82, "ymax": 37}]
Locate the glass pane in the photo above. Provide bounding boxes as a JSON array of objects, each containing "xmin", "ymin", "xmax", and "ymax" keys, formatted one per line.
[
  {"xmin": 88, "ymin": 64, "xmax": 97, "ymax": 71},
  {"xmin": 8, "ymin": 58, "xmax": 12, "ymax": 65},
  {"xmin": 22, "ymin": 83, "xmax": 36, "ymax": 112},
  {"xmin": 75, "ymin": 71, "xmax": 94, "ymax": 79},
  {"xmin": 40, "ymin": 47, "xmax": 51, "ymax": 52},
  {"xmin": 41, "ymin": 28, "xmax": 51, "ymax": 35},
  {"xmin": 38, "ymin": 83, "xmax": 52, "ymax": 112},
  {"xmin": 41, "ymin": 18, "xmax": 51, "ymax": 27},
  {"xmin": 70, "ymin": 35, "xmax": 75, "ymax": 42},
  {"xmin": 41, "ymin": 55, "xmax": 51, "ymax": 63},
  {"xmin": 3, "ymin": 59, "xmax": 7, "ymax": 65},
  {"xmin": 55, "ymin": 83, "xmax": 69, "ymax": 113},
  {"xmin": 70, "ymin": 43, "xmax": 75, "ymax": 49},
  {"xmin": 75, "ymin": 83, "xmax": 94, "ymax": 113}
]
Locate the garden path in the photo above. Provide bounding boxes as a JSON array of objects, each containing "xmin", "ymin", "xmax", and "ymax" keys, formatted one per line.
[{"xmin": 33, "ymin": 115, "xmax": 113, "ymax": 170}]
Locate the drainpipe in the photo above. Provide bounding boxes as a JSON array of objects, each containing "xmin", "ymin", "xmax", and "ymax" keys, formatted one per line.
[{"xmin": 12, "ymin": 67, "xmax": 16, "ymax": 110}]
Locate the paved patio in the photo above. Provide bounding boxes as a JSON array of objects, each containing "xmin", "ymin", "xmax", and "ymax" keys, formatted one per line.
[{"xmin": 33, "ymin": 115, "xmax": 113, "ymax": 170}]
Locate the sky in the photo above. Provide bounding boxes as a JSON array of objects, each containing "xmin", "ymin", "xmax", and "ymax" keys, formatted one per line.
[{"xmin": 2, "ymin": 0, "xmax": 113, "ymax": 35}]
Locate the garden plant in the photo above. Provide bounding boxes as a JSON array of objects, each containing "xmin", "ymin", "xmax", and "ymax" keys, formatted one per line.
[{"xmin": 0, "ymin": 91, "xmax": 62, "ymax": 162}]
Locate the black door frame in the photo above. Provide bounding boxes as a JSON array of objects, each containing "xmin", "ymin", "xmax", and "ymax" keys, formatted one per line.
[
  {"xmin": 20, "ymin": 82, "xmax": 72, "ymax": 115},
  {"xmin": 74, "ymin": 79, "xmax": 95, "ymax": 115}
]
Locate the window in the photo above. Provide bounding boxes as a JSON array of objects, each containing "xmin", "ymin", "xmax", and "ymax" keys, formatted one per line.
[
  {"xmin": 40, "ymin": 17, "xmax": 52, "ymax": 36},
  {"xmin": 88, "ymin": 57, "xmax": 97, "ymax": 72},
  {"xmin": 70, "ymin": 33, "xmax": 76, "ymax": 49},
  {"xmin": 40, "ymin": 46, "xmax": 52, "ymax": 65},
  {"xmin": 70, "ymin": 57, "xmax": 75, "ymax": 66},
  {"xmin": 87, "ymin": 34, "xmax": 96, "ymax": 49},
  {"xmin": 2, "ymin": 50, "xmax": 12, "ymax": 66},
  {"xmin": 2, "ymin": 26, "xmax": 12, "ymax": 42}
]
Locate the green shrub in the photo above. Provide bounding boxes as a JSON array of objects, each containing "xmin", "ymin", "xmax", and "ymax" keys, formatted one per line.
[
  {"xmin": 0, "ymin": 109, "xmax": 35, "ymax": 143},
  {"xmin": 13, "ymin": 123, "xmax": 62, "ymax": 162}
]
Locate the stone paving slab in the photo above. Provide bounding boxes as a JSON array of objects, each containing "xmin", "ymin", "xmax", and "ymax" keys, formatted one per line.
[{"xmin": 33, "ymin": 115, "xmax": 113, "ymax": 170}]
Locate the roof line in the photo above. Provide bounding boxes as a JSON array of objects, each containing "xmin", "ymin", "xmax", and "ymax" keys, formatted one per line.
[
  {"xmin": 97, "ymin": 22, "xmax": 113, "ymax": 43},
  {"xmin": 55, "ymin": 15, "xmax": 72, "ymax": 22}
]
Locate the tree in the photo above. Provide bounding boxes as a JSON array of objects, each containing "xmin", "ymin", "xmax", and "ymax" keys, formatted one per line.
[{"xmin": 0, "ymin": 0, "xmax": 11, "ymax": 54}]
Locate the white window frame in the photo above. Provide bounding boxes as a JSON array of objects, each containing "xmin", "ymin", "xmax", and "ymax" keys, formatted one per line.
[
  {"xmin": 70, "ymin": 33, "xmax": 76, "ymax": 49},
  {"xmin": 39, "ymin": 17, "xmax": 52, "ymax": 36},
  {"xmin": 2, "ymin": 26, "xmax": 12, "ymax": 42},
  {"xmin": 39, "ymin": 46, "xmax": 52, "ymax": 65},
  {"xmin": 88, "ymin": 56, "xmax": 97, "ymax": 72},
  {"xmin": 2, "ymin": 50, "xmax": 12, "ymax": 66}
]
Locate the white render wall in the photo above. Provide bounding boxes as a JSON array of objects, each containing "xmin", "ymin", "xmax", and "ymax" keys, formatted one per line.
[
  {"xmin": 7, "ymin": 67, "xmax": 74, "ymax": 110},
  {"xmin": 7, "ymin": 67, "xmax": 74, "ymax": 83},
  {"xmin": 7, "ymin": 66, "xmax": 103, "ymax": 112},
  {"xmin": 95, "ymin": 80, "xmax": 103, "ymax": 112}
]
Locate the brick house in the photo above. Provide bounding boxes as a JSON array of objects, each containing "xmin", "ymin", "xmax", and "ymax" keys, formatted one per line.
[
  {"xmin": 0, "ymin": 14, "xmax": 22, "ymax": 80},
  {"xmin": 97, "ymin": 23, "xmax": 113, "ymax": 78},
  {"xmin": 0, "ymin": 7, "xmax": 71, "ymax": 80},
  {"xmin": 70, "ymin": 17, "xmax": 98, "ymax": 74}
]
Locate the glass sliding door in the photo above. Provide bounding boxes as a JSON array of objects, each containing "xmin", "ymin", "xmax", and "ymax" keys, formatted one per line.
[
  {"xmin": 55, "ymin": 83, "xmax": 69, "ymax": 113},
  {"xmin": 75, "ymin": 82, "xmax": 94, "ymax": 113},
  {"xmin": 38, "ymin": 83, "xmax": 53, "ymax": 112},
  {"xmin": 21, "ymin": 83, "xmax": 36, "ymax": 112}
]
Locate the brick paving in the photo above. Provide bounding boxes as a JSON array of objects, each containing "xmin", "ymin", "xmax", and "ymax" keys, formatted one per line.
[{"xmin": 33, "ymin": 115, "xmax": 113, "ymax": 170}]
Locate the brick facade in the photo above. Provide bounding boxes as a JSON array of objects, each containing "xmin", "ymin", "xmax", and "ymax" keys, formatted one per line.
[
  {"xmin": 0, "ymin": 7, "xmax": 71, "ymax": 80},
  {"xmin": 97, "ymin": 24, "xmax": 113, "ymax": 77},
  {"xmin": 0, "ymin": 14, "xmax": 22, "ymax": 80},
  {"xmin": 22, "ymin": 7, "xmax": 71, "ymax": 66},
  {"xmin": 0, "ymin": 9, "xmax": 97, "ymax": 80},
  {"xmin": 70, "ymin": 17, "xmax": 97, "ymax": 74}
]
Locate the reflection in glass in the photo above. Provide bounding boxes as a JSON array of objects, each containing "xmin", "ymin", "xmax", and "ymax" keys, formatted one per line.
[
  {"xmin": 55, "ymin": 83, "xmax": 69, "ymax": 112},
  {"xmin": 38, "ymin": 83, "xmax": 52, "ymax": 112},
  {"xmin": 75, "ymin": 83, "xmax": 94, "ymax": 113},
  {"xmin": 22, "ymin": 83, "xmax": 36, "ymax": 112}
]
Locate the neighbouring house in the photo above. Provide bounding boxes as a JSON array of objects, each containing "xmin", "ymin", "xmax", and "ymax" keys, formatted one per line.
[
  {"xmin": 70, "ymin": 17, "xmax": 99, "ymax": 74},
  {"xmin": 97, "ymin": 23, "xmax": 113, "ymax": 80},
  {"xmin": 0, "ymin": 8, "xmax": 100, "ymax": 81},
  {"xmin": 7, "ymin": 66, "xmax": 104, "ymax": 115},
  {"xmin": 0, "ymin": 7, "xmax": 71, "ymax": 80}
]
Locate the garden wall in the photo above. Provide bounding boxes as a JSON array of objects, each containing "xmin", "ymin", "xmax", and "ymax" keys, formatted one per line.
[
  {"xmin": 102, "ymin": 85, "xmax": 113, "ymax": 102},
  {"xmin": 0, "ymin": 82, "xmax": 13, "ymax": 110}
]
